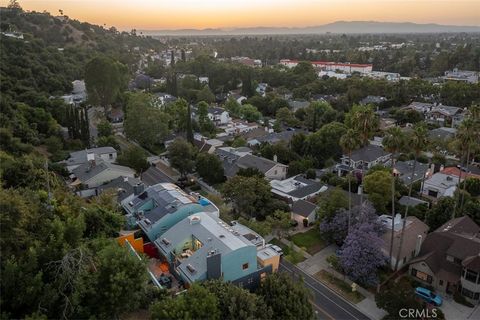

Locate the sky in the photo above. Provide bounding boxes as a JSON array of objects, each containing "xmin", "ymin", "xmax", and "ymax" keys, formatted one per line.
[{"xmin": 3, "ymin": 0, "xmax": 480, "ymax": 30}]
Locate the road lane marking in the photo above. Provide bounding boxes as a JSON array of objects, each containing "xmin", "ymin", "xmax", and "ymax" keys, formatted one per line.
[{"xmin": 280, "ymin": 262, "xmax": 367, "ymax": 320}]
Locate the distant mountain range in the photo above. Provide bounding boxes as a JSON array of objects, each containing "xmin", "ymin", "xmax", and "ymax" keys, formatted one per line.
[{"xmin": 140, "ymin": 21, "xmax": 480, "ymax": 36}]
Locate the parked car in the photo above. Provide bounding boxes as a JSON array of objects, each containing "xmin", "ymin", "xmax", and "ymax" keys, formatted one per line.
[
  {"xmin": 415, "ymin": 287, "xmax": 443, "ymax": 306},
  {"xmin": 270, "ymin": 245, "xmax": 284, "ymax": 256}
]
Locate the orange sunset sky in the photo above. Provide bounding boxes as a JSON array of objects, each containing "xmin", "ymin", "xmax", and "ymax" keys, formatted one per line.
[{"xmin": 2, "ymin": 0, "xmax": 480, "ymax": 30}]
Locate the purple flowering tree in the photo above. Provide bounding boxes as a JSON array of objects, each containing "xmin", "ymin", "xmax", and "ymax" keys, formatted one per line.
[
  {"xmin": 338, "ymin": 222, "xmax": 387, "ymax": 286},
  {"xmin": 320, "ymin": 202, "xmax": 383, "ymax": 245},
  {"xmin": 320, "ymin": 209, "xmax": 349, "ymax": 245}
]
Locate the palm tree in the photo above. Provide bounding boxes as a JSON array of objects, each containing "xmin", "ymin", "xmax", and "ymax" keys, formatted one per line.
[
  {"xmin": 340, "ymin": 129, "xmax": 361, "ymax": 233},
  {"xmin": 394, "ymin": 123, "xmax": 428, "ymax": 270},
  {"xmin": 382, "ymin": 126, "xmax": 406, "ymax": 268},
  {"xmin": 346, "ymin": 104, "xmax": 379, "ymax": 203},
  {"xmin": 348, "ymin": 104, "xmax": 379, "ymax": 146},
  {"xmin": 454, "ymin": 117, "xmax": 480, "ymax": 215}
]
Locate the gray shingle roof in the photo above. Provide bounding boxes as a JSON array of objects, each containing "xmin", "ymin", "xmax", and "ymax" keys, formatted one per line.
[
  {"xmin": 207, "ymin": 107, "xmax": 226, "ymax": 115},
  {"xmin": 236, "ymin": 154, "xmax": 279, "ymax": 174},
  {"xmin": 288, "ymin": 176, "xmax": 325, "ymax": 199},
  {"xmin": 429, "ymin": 127, "xmax": 457, "ymax": 140},
  {"xmin": 72, "ymin": 160, "xmax": 133, "ymax": 183},
  {"xmin": 291, "ymin": 200, "xmax": 317, "ymax": 217},
  {"xmin": 141, "ymin": 166, "xmax": 175, "ymax": 186},
  {"xmin": 121, "ymin": 183, "xmax": 201, "ymax": 225},
  {"xmin": 395, "ymin": 160, "xmax": 429, "ymax": 185},
  {"xmin": 398, "ymin": 196, "xmax": 428, "ymax": 207},
  {"xmin": 97, "ymin": 176, "xmax": 142, "ymax": 202},
  {"xmin": 66, "ymin": 147, "xmax": 116, "ymax": 166},
  {"xmin": 349, "ymin": 145, "xmax": 389, "ymax": 162},
  {"xmin": 360, "ymin": 95, "xmax": 387, "ymax": 105},
  {"xmin": 254, "ymin": 130, "xmax": 299, "ymax": 145}
]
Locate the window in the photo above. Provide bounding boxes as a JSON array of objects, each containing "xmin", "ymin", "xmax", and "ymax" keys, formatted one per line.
[
  {"xmin": 464, "ymin": 269, "xmax": 479, "ymax": 283},
  {"xmin": 461, "ymin": 288, "xmax": 478, "ymax": 299},
  {"xmin": 411, "ymin": 268, "xmax": 433, "ymax": 284},
  {"xmin": 439, "ymin": 280, "xmax": 444, "ymax": 286},
  {"xmin": 274, "ymin": 170, "xmax": 277, "ymax": 175},
  {"xmin": 242, "ymin": 263, "xmax": 249, "ymax": 270},
  {"xmin": 403, "ymin": 257, "xmax": 407, "ymax": 264},
  {"xmin": 109, "ymin": 153, "xmax": 113, "ymax": 159},
  {"xmin": 428, "ymin": 190, "xmax": 438, "ymax": 198},
  {"xmin": 247, "ymin": 278, "xmax": 253, "ymax": 284}
]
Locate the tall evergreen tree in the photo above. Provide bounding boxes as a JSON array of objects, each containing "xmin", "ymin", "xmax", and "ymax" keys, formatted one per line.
[
  {"xmin": 186, "ymin": 102, "xmax": 194, "ymax": 144},
  {"xmin": 395, "ymin": 123, "xmax": 428, "ymax": 270},
  {"xmin": 170, "ymin": 49, "xmax": 175, "ymax": 66},
  {"xmin": 382, "ymin": 127, "xmax": 406, "ymax": 267},
  {"xmin": 340, "ymin": 129, "xmax": 361, "ymax": 233}
]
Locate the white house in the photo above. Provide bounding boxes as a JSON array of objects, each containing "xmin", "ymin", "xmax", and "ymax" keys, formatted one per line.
[
  {"xmin": 270, "ymin": 175, "xmax": 327, "ymax": 202},
  {"xmin": 338, "ymin": 144, "xmax": 390, "ymax": 175},
  {"xmin": 443, "ymin": 68, "xmax": 479, "ymax": 84},
  {"xmin": 198, "ymin": 76, "xmax": 209, "ymax": 84},
  {"xmin": 422, "ymin": 172, "xmax": 462, "ymax": 200},
  {"xmin": 207, "ymin": 107, "xmax": 231, "ymax": 125},
  {"xmin": 279, "ymin": 59, "xmax": 373, "ymax": 74}
]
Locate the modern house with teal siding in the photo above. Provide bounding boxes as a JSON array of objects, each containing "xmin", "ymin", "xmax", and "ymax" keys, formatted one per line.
[
  {"xmin": 155, "ymin": 212, "xmax": 275, "ymax": 289},
  {"xmin": 121, "ymin": 183, "xmax": 219, "ymax": 241}
]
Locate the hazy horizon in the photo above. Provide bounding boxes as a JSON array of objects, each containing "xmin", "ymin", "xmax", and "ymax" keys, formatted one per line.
[{"xmin": 2, "ymin": 0, "xmax": 479, "ymax": 31}]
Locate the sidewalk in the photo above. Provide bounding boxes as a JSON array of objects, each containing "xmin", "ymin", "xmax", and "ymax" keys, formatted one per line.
[
  {"xmin": 293, "ymin": 243, "xmax": 387, "ymax": 320},
  {"xmin": 297, "ymin": 243, "xmax": 336, "ymax": 274}
]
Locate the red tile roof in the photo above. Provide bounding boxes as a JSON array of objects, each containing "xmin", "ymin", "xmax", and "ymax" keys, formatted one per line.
[{"xmin": 440, "ymin": 167, "xmax": 480, "ymax": 179}]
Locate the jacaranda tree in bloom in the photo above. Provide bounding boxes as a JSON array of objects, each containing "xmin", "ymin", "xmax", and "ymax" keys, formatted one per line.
[{"xmin": 338, "ymin": 221, "xmax": 387, "ymax": 286}]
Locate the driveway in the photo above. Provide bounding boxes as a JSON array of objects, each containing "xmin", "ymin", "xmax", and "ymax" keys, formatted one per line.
[{"xmin": 440, "ymin": 295, "xmax": 479, "ymax": 320}]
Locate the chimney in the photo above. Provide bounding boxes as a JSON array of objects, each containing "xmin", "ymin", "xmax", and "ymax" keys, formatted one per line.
[
  {"xmin": 415, "ymin": 235, "xmax": 423, "ymax": 256},
  {"xmin": 273, "ymin": 154, "xmax": 278, "ymax": 162},
  {"xmin": 394, "ymin": 213, "xmax": 402, "ymax": 225},
  {"xmin": 133, "ymin": 183, "xmax": 145, "ymax": 196}
]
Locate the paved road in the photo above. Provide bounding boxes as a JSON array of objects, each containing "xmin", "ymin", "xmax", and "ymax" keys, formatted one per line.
[{"xmin": 280, "ymin": 260, "xmax": 371, "ymax": 320}]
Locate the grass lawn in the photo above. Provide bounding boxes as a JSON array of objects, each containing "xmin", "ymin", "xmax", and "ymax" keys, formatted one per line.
[
  {"xmin": 315, "ymin": 270, "xmax": 365, "ymax": 304},
  {"xmin": 289, "ymin": 229, "xmax": 326, "ymax": 255},
  {"xmin": 270, "ymin": 238, "xmax": 306, "ymax": 264}
]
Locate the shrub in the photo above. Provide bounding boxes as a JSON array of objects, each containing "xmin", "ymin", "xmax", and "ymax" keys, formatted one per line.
[{"xmin": 453, "ymin": 292, "xmax": 475, "ymax": 308}]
